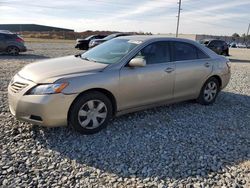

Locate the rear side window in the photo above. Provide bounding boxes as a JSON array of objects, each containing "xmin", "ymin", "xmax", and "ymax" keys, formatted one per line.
[
  {"xmin": 197, "ymin": 48, "xmax": 209, "ymax": 59},
  {"xmin": 174, "ymin": 42, "xmax": 197, "ymax": 61},
  {"xmin": 174, "ymin": 42, "xmax": 209, "ymax": 61},
  {"xmin": 137, "ymin": 41, "xmax": 171, "ymax": 64}
]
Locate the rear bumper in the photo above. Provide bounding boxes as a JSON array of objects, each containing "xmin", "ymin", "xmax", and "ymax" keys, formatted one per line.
[
  {"xmin": 221, "ymin": 72, "xmax": 231, "ymax": 89},
  {"xmin": 19, "ymin": 45, "xmax": 27, "ymax": 52},
  {"xmin": 8, "ymin": 81, "xmax": 77, "ymax": 127}
]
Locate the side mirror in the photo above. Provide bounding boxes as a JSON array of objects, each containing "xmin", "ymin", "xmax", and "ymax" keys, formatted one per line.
[{"xmin": 128, "ymin": 57, "xmax": 146, "ymax": 67}]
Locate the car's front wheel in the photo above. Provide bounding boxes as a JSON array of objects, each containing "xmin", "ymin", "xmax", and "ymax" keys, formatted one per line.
[
  {"xmin": 197, "ymin": 77, "xmax": 220, "ymax": 105},
  {"xmin": 69, "ymin": 91, "xmax": 113, "ymax": 134}
]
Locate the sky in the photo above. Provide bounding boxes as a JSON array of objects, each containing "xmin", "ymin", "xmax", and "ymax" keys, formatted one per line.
[{"xmin": 0, "ymin": 0, "xmax": 250, "ymax": 35}]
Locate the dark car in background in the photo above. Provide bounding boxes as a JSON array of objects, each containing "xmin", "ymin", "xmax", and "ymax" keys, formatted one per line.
[
  {"xmin": 75, "ymin": 35, "xmax": 106, "ymax": 50},
  {"xmin": 0, "ymin": 31, "xmax": 27, "ymax": 55},
  {"xmin": 89, "ymin": 33, "xmax": 131, "ymax": 48},
  {"xmin": 200, "ymin": 39, "xmax": 229, "ymax": 56}
]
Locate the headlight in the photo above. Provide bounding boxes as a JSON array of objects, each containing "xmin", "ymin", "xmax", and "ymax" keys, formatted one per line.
[{"xmin": 26, "ymin": 83, "xmax": 68, "ymax": 95}]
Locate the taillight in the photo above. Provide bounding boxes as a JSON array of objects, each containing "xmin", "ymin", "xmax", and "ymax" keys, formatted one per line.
[{"xmin": 16, "ymin": 38, "xmax": 24, "ymax": 43}]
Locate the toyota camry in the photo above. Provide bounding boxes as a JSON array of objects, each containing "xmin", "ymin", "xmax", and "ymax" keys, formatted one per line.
[{"xmin": 8, "ymin": 36, "xmax": 231, "ymax": 134}]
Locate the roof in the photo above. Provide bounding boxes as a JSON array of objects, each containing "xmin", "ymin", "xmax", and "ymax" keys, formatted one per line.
[
  {"xmin": 118, "ymin": 35, "xmax": 219, "ymax": 59},
  {"xmin": 119, "ymin": 35, "xmax": 199, "ymax": 44},
  {"xmin": 0, "ymin": 30, "xmax": 14, "ymax": 34}
]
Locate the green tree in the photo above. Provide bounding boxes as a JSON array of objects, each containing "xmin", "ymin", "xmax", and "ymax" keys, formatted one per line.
[{"xmin": 232, "ymin": 33, "xmax": 240, "ymax": 38}]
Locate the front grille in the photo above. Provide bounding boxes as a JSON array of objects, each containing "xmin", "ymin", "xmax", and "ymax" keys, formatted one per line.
[{"xmin": 10, "ymin": 82, "xmax": 28, "ymax": 93}]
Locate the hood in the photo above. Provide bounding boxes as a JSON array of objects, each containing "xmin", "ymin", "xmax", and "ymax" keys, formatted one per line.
[{"xmin": 18, "ymin": 55, "xmax": 108, "ymax": 83}]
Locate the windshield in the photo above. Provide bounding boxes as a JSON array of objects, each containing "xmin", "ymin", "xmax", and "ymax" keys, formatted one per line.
[
  {"xmin": 81, "ymin": 39, "xmax": 141, "ymax": 64},
  {"xmin": 85, "ymin": 35, "xmax": 94, "ymax": 40},
  {"xmin": 103, "ymin": 34, "xmax": 117, "ymax": 40}
]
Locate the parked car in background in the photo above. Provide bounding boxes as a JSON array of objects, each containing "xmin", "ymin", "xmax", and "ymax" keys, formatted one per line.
[
  {"xmin": 229, "ymin": 42, "xmax": 237, "ymax": 48},
  {"xmin": 89, "ymin": 33, "xmax": 131, "ymax": 48},
  {"xmin": 229, "ymin": 42, "xmax": 250, "ymax": 48},
  {"xmin": 200, "ymin": 39, "xmax": 229, "ymax": 56},
  {"xmin": 8, "ymin": 36, "xmax": 231, "ymax": 134},
  {"xmin": 247, "ymin": 42, "xmax": 250, "ymax": 49},
  {"xmin": 75, "ymin": 35, "xmax": 106, "ymax": 50},
  {"xmin": 0, "ymin": 31, "xmax": 27, "ymax": 55},
  {"xmin": 237, "ymin": 43, "xmax": 247, "ymax": 48}
]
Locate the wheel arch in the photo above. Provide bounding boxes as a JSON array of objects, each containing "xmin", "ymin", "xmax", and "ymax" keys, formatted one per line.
[
  {"xmin": 67, "ymin": 88, "xmax": 117, "ymax": 122},
  {"xmin": 209, "ymin": 75, "xmax": 222, "ymax": 89},
  {"xmin": 198, "ymin": 75, "xmax": 222, "ymax": 97},
  {"xmin": 6, "ymin": 45, "xmax": 20, "ymax": 51}
]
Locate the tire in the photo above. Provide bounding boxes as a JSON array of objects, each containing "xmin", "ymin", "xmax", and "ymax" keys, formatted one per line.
[
  {"xmin": 197, "ymin": 77, "xmax": 220, "ymax": 105},
  {"xmin": 222, "ymin": 50, "xmax": 229, "ymax": 56},
  {"xmin": 7, "ymin": 46, "xmax": 20, "ymax": 55},
  {"xmin": 69, "ymin": 91, "xmax": 113, "ymax": 134}
]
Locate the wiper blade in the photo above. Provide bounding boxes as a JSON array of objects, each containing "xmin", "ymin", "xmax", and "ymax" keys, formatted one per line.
[
  {"xmin": 81, "ymin": 56, "xmax": 91, "ymax": 61},
  {"xmin": 81, "ymin": 56, "xmax": 98, "ymax": 63}
]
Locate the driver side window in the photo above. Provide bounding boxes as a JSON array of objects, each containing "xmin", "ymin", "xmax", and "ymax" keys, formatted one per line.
[{"xmin": 136, "ymin": 42, "xmax": 171, "ymax": 65}]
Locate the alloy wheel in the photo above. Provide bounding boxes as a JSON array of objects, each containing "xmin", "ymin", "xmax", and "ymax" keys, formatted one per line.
[
  {"xmin": 78, "ymin": 100, "xmax": 107, "ymax": 129},
  {"xmin": 204, "ymin": 81, "xmax": 217, "ymax": 102},
  {"xmin": 7, "ymin": 46, "xmax": 19, "ymax": 55}
]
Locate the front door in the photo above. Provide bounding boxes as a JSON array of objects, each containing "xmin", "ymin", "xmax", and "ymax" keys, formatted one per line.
[{"xmin": 119, "ymin": 41, "xmax": 175, "ymax": 110}]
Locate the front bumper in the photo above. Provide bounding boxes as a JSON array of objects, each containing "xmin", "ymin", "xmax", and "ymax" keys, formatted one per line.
[{"xmin": 8, "ymin": 75, "xmax": 77, "ymax": 127}]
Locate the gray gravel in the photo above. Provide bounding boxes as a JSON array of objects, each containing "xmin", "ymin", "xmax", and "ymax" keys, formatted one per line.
[{"xmin": 0, "ymin": 43, "xmax": 250, "ymax": 187}]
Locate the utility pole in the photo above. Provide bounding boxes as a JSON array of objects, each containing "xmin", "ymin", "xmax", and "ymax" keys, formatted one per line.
[
  {"xmin": 247, "ymin": 23, "xmax": 250, "ymax": 36},
  {"xmin": 176, "ymin": 0, "xmax": 182, "ymax": 37}
]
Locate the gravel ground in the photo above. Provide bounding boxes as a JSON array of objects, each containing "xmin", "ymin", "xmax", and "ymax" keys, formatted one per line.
[{"xmin": 0, "ymin": 43, "xmax": 250, "ymax": 187}]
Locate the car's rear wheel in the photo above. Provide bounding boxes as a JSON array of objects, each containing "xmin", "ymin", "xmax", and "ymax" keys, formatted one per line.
[
  {"xmin": 197, "ymin": 77, "xmax": 220, "ymax": 105},
  {"xmin": 7, "ymin": 46, "xmax": 20, "ymax": 55},
  {"xmin": 69, "ymin": 91, "xmax": 113, "ymax": 134},
  {"xmin": 222, "ymin": 50, "xmax": 229, "ymax": 56}
]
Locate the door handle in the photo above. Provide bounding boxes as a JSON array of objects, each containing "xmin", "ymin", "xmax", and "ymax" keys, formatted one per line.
[
  {"xmin": 165, "ymin": 67, "xmax": 175, "ymax": 73},
  {"xmin": 204, "ymin": 62, "xmax": 210, "ymax": 67}
]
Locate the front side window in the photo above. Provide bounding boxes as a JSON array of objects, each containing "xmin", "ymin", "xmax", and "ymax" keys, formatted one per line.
[
  {"xmin": 135, "ymin": 42, "xmax": 171, "ymax": 65},
  {"xmin": 103, "ymin": 34, "xmax": 116, "ymax": 40},
  {"xmin": 81, "ymin": 39, "xmax": 140, "ymax": 64}
]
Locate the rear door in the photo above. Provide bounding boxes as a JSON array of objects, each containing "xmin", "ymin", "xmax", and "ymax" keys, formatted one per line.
[
  {"xmin": 172, "ymin": 41, "xmax": 213, "ymax": 99},
  {"xmin": 119, "ymin": 41, "xmax": 175, "ymax": 110}
]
